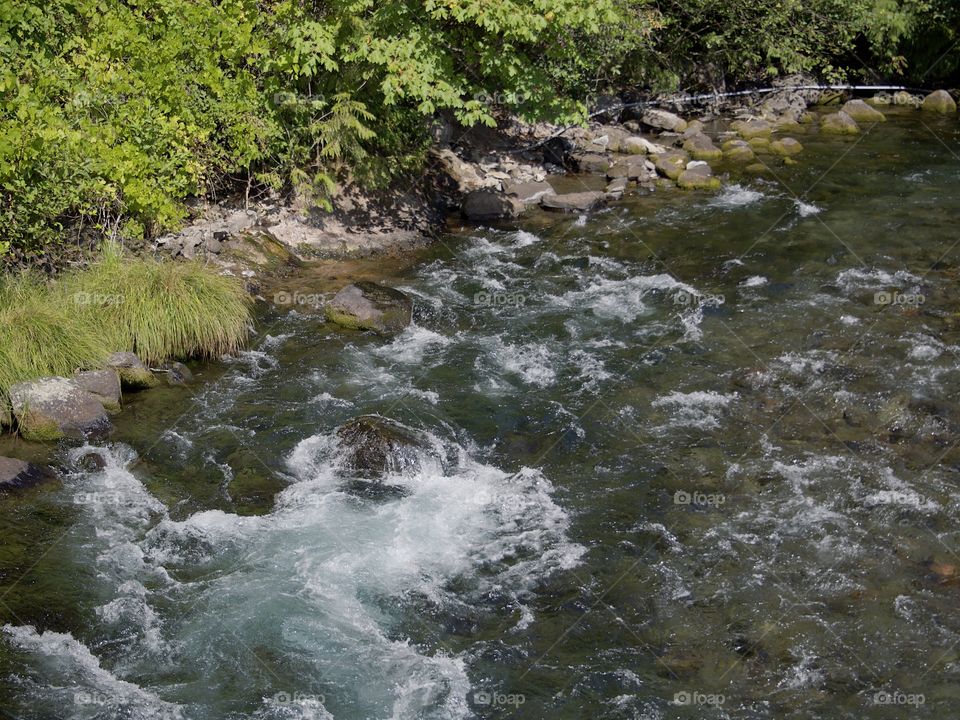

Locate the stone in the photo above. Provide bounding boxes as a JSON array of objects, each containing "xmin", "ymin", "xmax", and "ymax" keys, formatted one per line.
[
  {"xmin": 682, "ymin": 120, "xmax": 705, "ymax": 138},
  {"xmin": 461, "ymin": 190, "xmax": 523, "ymax": 221},
  {"xmin": 590, "ymin": 125, "xmax": 631, "ymax": 153},
  {"xmin": 325, "ymin": 281, "xmax": 413, "ymax": 334},
  {"xmin": 922, "ymin": 89, "xmax": 957, "ymax": 114},
  {"xmin": 770, "ymin": 137, "xmax": 804, "ymax": 157},
  {"xmin": 841, "ymin": 99, "xmax": 886, "ymax": 123},
  {"xmin": 73, "ymin": 369, "xmax": 121, "ymax": 411},
  {"xmin": 432, "ymin": 148, "xmax": 485, "ymax": 191},
  {"xmin": 866, "ymin": 93, "xmax": 892, "ymax": 106},
  {"xmin": 605, "ymin": 177, "xmax": 629, "ymax": 199},
  {"xmin": 0, "ymin": 456, "xmax": 55, "ymax": 492},
  {"xmin": 336, "ymin": 415, "xmax": 425, "ymax": 478},
  {"xmin": 621, "ymin": 136, "xmax": 650, "ymax": 155},
  {"xmin": 8, "ymin": 377, "xmax": 112, "ymax": 442},
  {"xmin": 163, "ymin": 361, "xmax": 194, "ymax": 386},
  {"xmin": 733, "ymin": 119, "xmax": 773, "ymax": 140},
  {"xmin": 682, "ymin": 133, "xmax": 722, "ymax": 161},
  {"xmin": 504, "ymin": 180, "xmax": 555, "ymax": 204},
  {"xmin": 652, "ymin": 151, "xmax": 689, "ymax": 180},
  {"xmin": 641, "ymin": 109, "xmax": 688, "ymax": 133},
  {"xmin": 569, "ymin": 152, "xmax": 612, "ymax": 174},
  {"xmin": 677, "ymin": 163, "xmax": 720, "ymax": 191},
  {"xmin": 748, "ymin": 137, "xmax": 771, "ymax": 151},
  {"xmin": 820, "ymin": 111, "xmax": 860, "ymax": 135},
  {"xmin": 745, "ymin": 163, "xmax": 768, "ymax": 175},
  {"xmin": 892, "ymin": 91, "xmax": 920, "ymax": 108},
  {"xmin": 606, "ymin": 157, "xmax": 652, "ymax": 182},
  {"xmin": 106, "ymin": 352, "xmax": 159, "ymax": 390},
  {"xmin": 722, "ymin": 139, "xmax": 755, "ymax": 163},
  {"xmin": 540, "ymin": 191, "xmax": 607, "ymax": 212}
]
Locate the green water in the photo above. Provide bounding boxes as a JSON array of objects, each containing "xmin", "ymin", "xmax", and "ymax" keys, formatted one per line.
[{"xmin": 1, "ymin": 109, "xmax": 960, "ymax": 719}]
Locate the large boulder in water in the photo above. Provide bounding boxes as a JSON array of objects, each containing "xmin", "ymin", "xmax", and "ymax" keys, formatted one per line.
[
  {"xmin": 841, "ymin": 99, "xmax": 885, "ymax": 123},
  {"xmin": 325, "ymin": 281, "xmax": 413, "ymax": 334},
  {"xmin": 922, "ymin": 89, "xmax": 957, "ymax": 114},
  {"xmin": 641, "ymin": 109, "xmax": 687, "ymax": 133},
  {"xmin": 461, "ymin": 189, "xmax": 523, "ymax": 222},
  {"xmin": 336, "ymin": 415, "xmax": 425, "ymax": 478},
  {"xmin": 106, "ymin": 352, "xmax": 159, "ymax": 390},
  {"xmin": 0, "ymin": 456, "xmax": 55, "ymax": 492},
  {"xmin": 540, "ymin": 191, "xmax": 607, "ymax": 212},
  {"xmin": 73, "ymin": 369, "xmax": 122, "ymax": 411},
  {"xmin": 8, "ymin": 377, "xmax": 112, "ymax": 442},
  {"xmin": 820, "ymin": 111, "xmax": 859, "ymax": 135}
]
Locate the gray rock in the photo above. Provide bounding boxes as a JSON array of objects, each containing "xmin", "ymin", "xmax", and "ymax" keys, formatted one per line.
[
  {"xmin": 505, "ymin": 180, "xmax": 555, "ymax": 204},
  {"xmin": 163, "ymin": 361, "xmax": 194, "ymax": 386},
  {"xmin": 922, "ymin": 89, "xmax": 957, "ymax": 113},
  {"xmin": 0, "ymin": 456, "xmax": 55, "ymax": 492},
  {"xmin": 8, "ymin": 377, "xmax": 112, "ymax": 442},
  {"xmin": 73, "ymin": 370, "xmax": 121, "ymax": 411},
  {"xmin": 606, "ymin": 157, "xmax": 653, "ymax": 182},
  {"xmin": 541, "ymin": 191, "xmax": 607, "ymax": 212},
  {"xmin": 325, "ymin": 282, "xmax": 413, "ymax": 334},
  {"xmin": 106, "ymin": 352, "xmax": 159, "ymax": 390},
  {"xmin": 641, "ymin": 109, "xmax": 688, "ymax": 132},
  {"xmin": 336, "ymin": 415, "xmax": 426, "ymax": 479},
  {"xmin": 605, "ymin": 177, "xmax": 629, "ymax": 199},
  {"xmin": 841, "ymin": 99, "xmax": 886, "ymax": 123},
  {"xmin": 820, "ymin": 111, "xmax": 860, "ymax": 135},
  {"xmin": 432, "ymin": 148, "xmax": 485, "ymax": 192},
  {"xmin": 461, "ymin": 190, "xmax": 523, "ymax": 221},
  {"xmin": 569, "ymin": 153, "xmax": 612, "ymax": 173}
]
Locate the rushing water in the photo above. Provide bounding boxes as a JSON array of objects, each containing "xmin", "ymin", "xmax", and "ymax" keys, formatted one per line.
[{"xmin": 2, "ymin": 109, "xmax": 960, "ymax": 719}]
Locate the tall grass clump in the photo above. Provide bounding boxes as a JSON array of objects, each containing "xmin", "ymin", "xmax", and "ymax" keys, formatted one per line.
[
  {"xmin": 0, "ymin": 274, "xmax": 110, "ymax": 393},
  {"xmin": 63, "ymin": 245, "xmax": 252, "ymax": 366}
]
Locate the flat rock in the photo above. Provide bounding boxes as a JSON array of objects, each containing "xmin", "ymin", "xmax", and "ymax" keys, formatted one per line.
[
  {"xmin": 677, "ymin": 163, "xmax": 720, "ymax": 190},
  {"xmin": 505, "ymin": 180, "xmax": 555, "ymax": 204},
  {"xmin": 325, "ymin": 281, "xmax": 413, "ymax": 334},
  {"xmin": 0, "ymin": 456, "xmax": 55, "ymax": 492},
  {"xmin": 541, "ymin": 191, "xmax": 607, "ymax": 212},
  {"xmin": 606, "ymin": 157, "xmax": 653, "ymax": 182},
  {"xmin": 641, "ymin": 109, "xmax": 688, "ymax": 133},
  {"xmin": 8, "ymin": 377, "xmax": 112, "ymax": 442},
  {"xmin": 461, "ymin": 189, "xmax": 523, "ymax": 221},
  {"xmin": 722, "ymin": 139, "xmax": 756, "ymax": 163},
  {"xmin": 733, "ymin": 119, "xmax": 773, "ymax": 140},
  {"xmin": 652, "ymin": 151, "xmax": 690, "ymax": 180},
  {"xmin": 569, "ymin": 152, "xmax": 612, "ymax": 173},
  {"xmin": 682, "ymin": 133, "xmax": 722, "ymax": 161},
  {"xmin": 73, "ymin": 369, "xmax": 121, "ymax": 411},
  {"xmin": 922, "ymin": 89, "xmax": 957, "ymax": 113}
]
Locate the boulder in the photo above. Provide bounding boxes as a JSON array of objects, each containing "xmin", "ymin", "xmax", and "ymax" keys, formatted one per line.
[
  {"xmin": 820, "ymin": 111, "xmax": 860, "ymax": 135},
  {"xmin": 922, "ymin": 89, "xmax": 957, "ymax": 114},
  {"xmin": 325, "ymin": 281, "xmax": 413, "ymax": 334},
  {"xmin": 432, "ymin": 148, "xmax": 485, "ymax": 191},
  {"xmin": 682, "ymin": 133, "xmax": 722, "ymax": 161},
  {"xmin": 621, "ymin": 136, "xmax": 650, "ymax": 155},
  {"xmin": 682, "ymin": 120, "xmax": 705, "ymax": 138},
  {"xmin": 641, "ymin": 109, "xmax": 688, "ymax": 133},
  {"xmin": 748, "ymin": 137, "xmax": 771, "ymax": 151},
  {"xmin": 8, "ymin": 377, "xmax": 112, "ymax": 442},
  {"xmin": 0, "ymin": 456, "xmax": 55, "ymax": 492},
  {"xmin": 505, "ymin": 180, "xmax": 555, "ymax": 205},
  {"xmin": 605, "ymin": 177, "xmax": 629, "ymax": 199},
  {"xmin": 461, "ymin": 190, "xmax": 523, "ymax": 222},
  {"xmin": 722, "ymin": 139, "xmax": 755, "ymax": 163},
  {"xmin": 336, "ymin": 415, "xmax": 425, "ymax": 478},
  {"xmin": 569, "ymin": 152, "xmax": 612, "ymax": 174},
  {"xmin": 73, "ymin": 369, "xmax": 121, "ymax": 411},
  {"xmin": 541, "ymin": 191, "xmax": 607, "ymax": 212},
  {"xmin": 733, "ymin": 119, "xmax": 773, "ymax": 140},
  {"xmin": 677, "ymin": 163, "xmax": 720, "ymax": 191},
  {"xmin": 770, "ymin": 137, "xmax": 804, "ymax": 157},
  {"xmin": 606, "ymin": 157, "xmax": 653, "ymax": 182},
  {"xmin": 841, "ymin": 99, "xmax": 886, "ymax": 123},
  {"xmin": 652, "ymin": 151, "xmax": 690, "ymax": 181},
  {"xmin": 106, "ymin": 352, "xmax": 159, "ymax": 390},
  {"xmin": 589, "ymin": 125, "xmax": 631, "ymax": 153},
  {"xmin": 163, "ymin": 361, "xmax": 194, "ymax": 387}
]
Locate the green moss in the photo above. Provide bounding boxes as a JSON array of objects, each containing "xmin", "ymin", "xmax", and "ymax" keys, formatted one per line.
[{"xmin": 16, "ymin": 410, "xmax": 63, "ymax": 443}]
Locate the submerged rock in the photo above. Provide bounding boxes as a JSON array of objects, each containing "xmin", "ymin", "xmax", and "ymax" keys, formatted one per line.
[
  {"xmin": 820, "ymin": 111, "xmax": 860, "ymax": 135},
  {"xmin": 106, "ymin": 352, "xmax": 159, "ymax": 390},
  {"xmin": 733, "ymin": 119, "xmax": 773, "ymax": 140},
  {"xmin": 722, "ymin": 139, "xmax": 755, "ymax": 164},
  {"xmin": 841, "ymin": 99, "xmax": 886, "ymax": 123},
  {"xmin": 0, "ymin": 456, "xmax": 55, "ymax": 492},
  {"xmin": 325, "ymin": 281, "xmax": 413, "ymax": 334},
  {"xmin": 770, "ymin": 137, "xmax": 804, "ymax": 157},
  {"xmin": 682, "ymin": 133, "xmax": 722, "ymax": 161},
  {"xmin": 922, "ymin": 89, "xmax": 957, "ymax": 114},
  {"xmin": 505, "ymin": 180, "xmax": 555, "ymax": 204},
  {"xmin": 8, "ymin": 377, "xmax": 112, "ymax": 442},
  {"xmin": 336, "ymin": 415, "xmax": 426, "ymax": 478},
  {"xmin": 541, "ymin": 191, "xmax": 607, "ymax": 212},
  {"xmin": 73, "ymin": 369, "xmax": 121, "ymax": 411},
  {"xmin": 163, "ymin": 361, "xmax": 194, "ymax": 386}
]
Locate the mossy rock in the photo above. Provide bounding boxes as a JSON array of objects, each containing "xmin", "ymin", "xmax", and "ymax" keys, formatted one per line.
[
  {"xmin": 682, "ymin": 133, "xmax": 722, "ymax": 161},
  {"xmin": 8, "ymin": 377, "xmax": 112, "ymax": 442},
  {"xmin": 652, "ymin": 151, "xmax": 689, "ymax": 180},
  {"xmin": 748, "ymin": 137, "xmax": 771, "ymax": 151},
  {"xmin": 770, "ymin": 138, "xmax": 804, "ymax": 157},
  {"xmin": 732, "ymin": 119, "xmax": 773, "ymax": 140},
  {"xmin": 722, "ymin": 140, "xmax": 755, "ymax": 164},
  {"xmin": 325, "ymin": 281, "xmax": 413, "ymax": 334},
  {"xmin": 106, "ymin": 352, "xmax": 159, "ymax": 390},
  {"xmin": 841, "ymin": 99, "xmax": 886, "ymax": 123},
  {"xmin": 745, "ymin": 163, "xmax": 768, "ymax": 175},
  {"xmin": 820, "ymin": 111, "xmax": 860, "ymax": 135},
  {"xmin": 677, "ymin": 165, "xmax": 720, "ymax": 190},
  {"xmin": 922, "ymin": 89, "xmax": 957, "ymax": 114}
]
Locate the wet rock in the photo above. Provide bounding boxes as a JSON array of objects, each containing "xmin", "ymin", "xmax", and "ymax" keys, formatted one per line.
[
  {"xmin": 73, "ymin": 369, "xmax": 121, "ymax": 411},
  {"xmin": 733, "ymin": 119, "xmax": 773, "ymax": 140},
  {"xmin": 682, "ymin": 120, "xmax": 705, "ymax": 138},
  {"xmin": 106, "ymin": 352, "xmax": 159, "ymax": 390},
  {"xmin": 432, "ymin": 148, "xmax": 485, "ymax": 191},
  {"xmin": 682, "ymin": 133, "xmax": 722, "ymax": 161},
  {"xmin": 606, "ymin": 157, "xmax": 653, "ymax": 182},
  {"xmin": 336, "ymin": 415, "xmax": 425, "ymax": 478},
  {"xmin": 641, "ymin": 108, "xmax": 687, "ymax": 133},
  {"xmin": 677, "ymin": 162, "xmax": 720, "ymax": 191},
  {"xmin": 589, "ymin": 125, "xmax": 631, "ymax": 153},
  {"xmin": 505, "ymin": 180, "xmax": 555, "ymax": 204},
  {"xmin": 621, "ymin": 136, "xmax": 650, "ymax": 155},
  {"xmin": 163, "ymin": 361, "xmax": 194, "ymax": 387},
  {"xmin": 722, "ymin": 139, "xmax": 755, "ymax": 163},
  {"xmin": 325, "ymin": 281, "xmax": 413, "ymax": 334},
  {"xmin": 541, "ymin": 191, "xmax": 607, "ymax": 212},
  {"xmin": 770, "ymin": 137, "xmax": 804, "ymax": 157},
  {"xmin": 461, "ymin": 189, "xmax": 523, "ymax": 221},
  {"xmin": 75, "ymin": 451, "xmax": 108, "ymax": 472},
  {"xmin": 773, "ymin": 109, "xmax": 804, "ymax": 132},
  {"xmin": 605, "ymin": 177, "xmax": 629, "ymax": 199},
  {"xmin": 841, "ymin": 99, "xmax": 886, "ymax": 123},
  {"xmin": 0, "ymin": 456, "xmax": 55, "ymax": 492},
  {"xmin": 652, "ymin": 150, "xmax": 690, "ymax": 180},
  {"xmin": 745, "ymin": 163, "xmax": 768, "ymax": 175},
  {"xmin": 820, "ymin": 111, "xmax": 860, "ymax": 135},
  {"xmin": 748, "ymin": 137, "xmax": 771, "ymax": 151},
  {"xmin": 569, "ymin": 152, "xmax": 612, "ymax": 174},
  {"xmin": 922, "ymin": 89, "xmax": 957, "ymax": 114},
  {"xmin": 8, "ymin": 377, "xmax": 112, "ymax": 442}
]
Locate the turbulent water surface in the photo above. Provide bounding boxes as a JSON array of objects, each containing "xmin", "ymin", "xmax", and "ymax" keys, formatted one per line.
[{"xmin": 2, "ymin": 110, "xmax": 960, "ymax": 719}]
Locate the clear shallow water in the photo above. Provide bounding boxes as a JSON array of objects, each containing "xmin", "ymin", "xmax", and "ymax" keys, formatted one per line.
[{"xmin": 2, "ymin": 111, "xmax": 960, "ymax": 718}]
